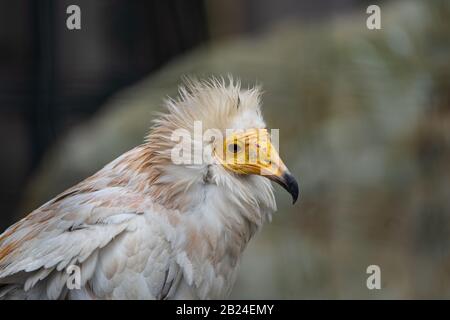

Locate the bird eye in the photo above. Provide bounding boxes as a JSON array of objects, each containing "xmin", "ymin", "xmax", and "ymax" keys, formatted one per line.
[{"xmin": 228, "ymin": 143, "xmax": 241, "ymax": 153}]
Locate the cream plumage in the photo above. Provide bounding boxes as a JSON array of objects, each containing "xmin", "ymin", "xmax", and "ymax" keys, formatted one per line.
[{"xmin": 0, "ymin": 78, "xmax": 298, "ymax": 299}]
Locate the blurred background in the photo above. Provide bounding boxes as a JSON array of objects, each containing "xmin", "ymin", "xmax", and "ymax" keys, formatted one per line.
[{"xmin": 0, "ymin": 0, "xmax": 449, "ymax": 298}]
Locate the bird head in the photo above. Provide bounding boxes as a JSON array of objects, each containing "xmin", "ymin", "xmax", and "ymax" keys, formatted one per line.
[
  {"xmin": 214, "ymin": 128, "xmax": 298, "ymax": 204},
  {"xmin": 145, "ymin": 77, "xmax": 298, "ymax": 218}
]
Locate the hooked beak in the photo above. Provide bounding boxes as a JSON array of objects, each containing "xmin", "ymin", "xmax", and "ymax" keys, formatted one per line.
[
  {"xmin": 267, "ymin": 170, "xmax": 299, "ymax": 204},
  {"xmin": 218, "ymin": 129, "xmax": 300, "ymax": 204}
]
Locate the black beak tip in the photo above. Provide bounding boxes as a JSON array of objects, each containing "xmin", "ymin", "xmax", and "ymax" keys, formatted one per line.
[{"xmin": 282, "ymin": 172, "xmax": 299, "ymax": 204}]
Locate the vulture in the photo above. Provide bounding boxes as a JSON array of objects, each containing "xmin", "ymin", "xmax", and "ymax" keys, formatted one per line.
[{"xmin": 0, "ymin": 77, "xmax": 298, "ymax": 299}]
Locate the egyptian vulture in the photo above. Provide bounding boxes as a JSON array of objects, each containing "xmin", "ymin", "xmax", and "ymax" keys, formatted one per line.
[{"xmin": 0, "ymin": 78, "xmax": 298, "ymax": 299}]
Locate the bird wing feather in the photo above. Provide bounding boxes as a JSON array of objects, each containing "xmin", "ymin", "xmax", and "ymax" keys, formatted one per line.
[{"xmin": 0, "ymin": 185, "xmax": 181, "ymax": 299}]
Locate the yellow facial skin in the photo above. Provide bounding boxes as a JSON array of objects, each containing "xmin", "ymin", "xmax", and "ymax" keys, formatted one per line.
[{"xmin": 214, "ymin": 128, "xmax": 299, "ymax": 204}]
